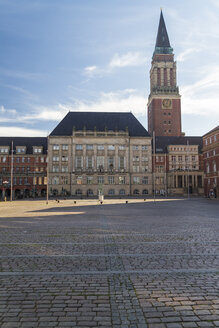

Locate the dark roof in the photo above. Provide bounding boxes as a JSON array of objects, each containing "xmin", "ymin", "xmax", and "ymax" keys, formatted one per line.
[
  {"xmin": 203, "ymin": 125, "xmax": 219, "ymax": 137},
  {"xmin": 50, "ymin": 112, "xmax": 150, "ymax": 137},
  {"xmin": 0, "ymin": 137, "xmax": 47, "ymax": 154},
  {"xmin": 154, "ymin": 136, "xmax": 203, "ymax": 153},
  {"xmin": 154, "ymin": 11, "xmax": 173, "ymax": 55}
]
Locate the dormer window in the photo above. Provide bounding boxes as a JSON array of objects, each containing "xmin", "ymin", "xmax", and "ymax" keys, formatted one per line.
[
  {"xmin": 33, "ymin": 147, "xmax": 43, "ymax": 154},
  {"xmin": 16, "ymin": 146, "xmax": 26, "ymax": 154},
  {"xmin": 0, "ymin": 147, "xmax": 9, "ymax": 154}
]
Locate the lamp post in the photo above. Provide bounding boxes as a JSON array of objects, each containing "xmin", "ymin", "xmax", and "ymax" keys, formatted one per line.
[{"xmin": 3, "ymin": 180, "xmax": 9, "ymax": 200}]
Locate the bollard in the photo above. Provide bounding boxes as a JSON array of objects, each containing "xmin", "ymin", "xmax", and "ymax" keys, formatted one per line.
[
  {"xmin": 126, "ymin": 201, "xmax": 128, "ymax": 204},
  {"xmin": 74, "ymin": 201, "xmax": 76, "ymax": 204}
]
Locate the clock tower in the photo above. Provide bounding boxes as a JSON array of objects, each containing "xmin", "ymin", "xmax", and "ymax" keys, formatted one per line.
[{"xmin": 148, "ymin": 10, "xmax": 181, "ymax": 136}]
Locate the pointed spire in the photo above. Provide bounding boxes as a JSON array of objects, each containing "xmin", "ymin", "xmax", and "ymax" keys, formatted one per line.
[{"xmin": 154, "ymin": 10, "xmax": 173, "ymax": 55}]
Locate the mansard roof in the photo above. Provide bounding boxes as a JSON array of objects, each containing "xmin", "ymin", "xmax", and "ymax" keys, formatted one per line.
[
  {"xmin": 154, "ymin": 136, "xmax": 203, "ymax": 153},
  {"xmin": 0, "ymin": 137, "xmax": 47, "ymax": 154},
  {"xmin": 154, "ymin": 11, "xmax": 173, "ymax": 55},
  {"xmin": 50, "ymin": 112, "xmax": 150, "ymax": 137}
]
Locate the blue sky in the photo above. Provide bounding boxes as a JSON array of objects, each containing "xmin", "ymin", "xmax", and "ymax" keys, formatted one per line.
[{"xmin": 0, "ymin": 0, "xmax": 219, "ymax": 137}]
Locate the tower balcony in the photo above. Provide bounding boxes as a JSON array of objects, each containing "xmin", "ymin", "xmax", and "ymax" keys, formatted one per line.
[{"xmin": 151, "ymin": 86, "xmax": 179, "ymax": 95}]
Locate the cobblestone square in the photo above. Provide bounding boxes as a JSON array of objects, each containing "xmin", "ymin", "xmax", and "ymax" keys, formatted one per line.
[{"xmin": 0, "ymin": 198, "xmax": 218, "ymax": 327}]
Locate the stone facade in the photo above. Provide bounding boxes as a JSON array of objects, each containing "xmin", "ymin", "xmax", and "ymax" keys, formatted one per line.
[{"xmin": 48, "ymin": 130, "xmax": 152, "ymax": 197}]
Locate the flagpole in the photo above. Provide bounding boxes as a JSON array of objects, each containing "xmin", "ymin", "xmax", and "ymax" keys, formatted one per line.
[{"xmin": 10, "ymin": 140, "xmax": 13, "ymax": 201}]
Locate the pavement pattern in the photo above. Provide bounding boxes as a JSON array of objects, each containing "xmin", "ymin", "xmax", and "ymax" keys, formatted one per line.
[{"xmin": 0, "ymin": 198, "xmax": 218, "ymax": 328}]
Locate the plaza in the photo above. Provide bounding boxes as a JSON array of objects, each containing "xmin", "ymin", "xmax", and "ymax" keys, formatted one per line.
[{"xmin": 0, "ymin": 198, "xmax": 218, "ymax": 327}]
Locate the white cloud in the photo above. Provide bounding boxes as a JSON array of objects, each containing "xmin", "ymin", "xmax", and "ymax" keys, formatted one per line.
[
  {"xmin": 0, "ymin": 126, "xmax": 47, "ymax": 137},
  {"xmin": 109, "ymin": 52, "xmax": 146, "ymax": 68},
  {"xmin": 181, "ymin": 65, "xmax": 219, "ymax": 118},
  {"xmin": 18, "ymin": 89, "xmax": 147, "ymax": 124},
  {"xmin": 83, "ymin": 51, "xmax": 146, "ymax": 77},
  {"xmin": 176, "ymin": 48, "xmax": 200, "ymax": 62}
]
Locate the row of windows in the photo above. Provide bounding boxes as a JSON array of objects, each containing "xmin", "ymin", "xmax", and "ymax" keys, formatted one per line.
[
  {"xmin": 51, "ymin": 176, "xmax": 149, "ymax": 185},
  {"xmin": 169, "ymin": 146, "xmax": 197, "ymax": 152},
  {"xmin": 206, "ymin": 150, "xmax": 216, "ymax": 158},
  {"xmin": 0, "ymin": 177, "xmax": 47, "ymax": 186},
  {"xmin": 0, "ymin": 147, "xmax": 43, "ymax": 154},
  {"xmin": 52, "ymin": 144, "xmax": 149, "ymax": 151},
  {"xmin": 71, "ymin": 189, "xmax": 149, "ymax": 196},
  {"xmin": 205, "ymin": 134, "xmax": 217, "ymax": 145},
  {"xmin": 171, "ymin": 155, "xmax": 197, "ymax": 162},
  {"xmin": 0, "ymin": 167, "xmax": 46, "ymax": 173},
  {"xmin": 0, "ymin": 156, "xmax": 46, "ymax": 163}
]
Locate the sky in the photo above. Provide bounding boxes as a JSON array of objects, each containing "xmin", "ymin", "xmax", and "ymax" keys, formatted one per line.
[{"xmin": 0, "ymin": 0, "xmax": 219, "ymax": 137}]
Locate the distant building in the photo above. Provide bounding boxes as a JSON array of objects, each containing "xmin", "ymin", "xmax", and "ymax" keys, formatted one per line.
[
  {"xmin": 203, "ymin": 126, "xmax": 219, "ymax": 198},
  {"xmin": 0, "ymin": 137, "xmax": 47, "ymax": 199},
  {"xmin": 48, "ymin": 112, "xmax": 152, "ymax": 197}
]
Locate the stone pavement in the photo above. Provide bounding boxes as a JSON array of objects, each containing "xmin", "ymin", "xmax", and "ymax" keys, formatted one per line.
[{"xmin": 0, "ymin": 198, "xmax": 218, "ymax": 327}]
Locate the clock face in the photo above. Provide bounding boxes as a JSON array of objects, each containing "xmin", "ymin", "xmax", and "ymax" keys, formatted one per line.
[{"xmin": 162, "ymin": 99, "xmax": 172, "ymax": 109}]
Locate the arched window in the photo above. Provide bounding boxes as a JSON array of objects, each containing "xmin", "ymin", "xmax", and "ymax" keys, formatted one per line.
[
  {"xmin": 75, "ymin": 189, "xmax": 82, "ymax": 195},
  {"xmin": 87, "ymin": 189, "xmax": 93, "ymax": 196},
  {"xmin": 108, "ymin": 189, "xmax": 115, "ymax": 195},
  {"xmin": 119, "ymin": 189, "xmax": 125, "ymax": 195},
  {"xmin": 142, "ymin": 189, "xmax": 148, "ymax": 195},
  {"xmin": 133, "ymin": 189, "xmax": 139, "ymax": 195}
]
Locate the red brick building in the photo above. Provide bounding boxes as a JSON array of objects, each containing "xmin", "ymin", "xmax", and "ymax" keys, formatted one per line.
[
  {"xmin": 203, "ymin": 126, "xmax": 219, "ymax": 198},
  {"xmin": 0, "ymin": 137, "xmax": 47, "ymax": 200},
  {"xmin": 148, "ymin": 10, "xmax": 181, "ymax": 137}
]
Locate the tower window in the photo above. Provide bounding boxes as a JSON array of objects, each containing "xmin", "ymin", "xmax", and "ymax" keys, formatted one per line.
[
  {"xmin": 163, "ymin": 112, "xmax": 166, "ymax": 115},
  {"xmin": 168, "ymin": 121, "xmax": 171, "ymax": 124},
  {"xmin": 164, "ymin": 121, "xmax": 166, "ymax": 124},
  {"xmin": 168, "ymin": 112, "xmax": 171, "ymax": 116},
  {"xmin": 169, "ymin": 129, "xmax": 171, "ymax": 133}
]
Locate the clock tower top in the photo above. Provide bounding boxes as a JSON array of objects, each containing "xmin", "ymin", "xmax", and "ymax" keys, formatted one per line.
[{"xmin": 147, "ymin": 11, "xmax": 182, "ymax": 137}]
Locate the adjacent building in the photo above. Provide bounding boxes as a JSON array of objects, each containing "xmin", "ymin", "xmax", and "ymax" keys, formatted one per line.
[
  {"xmin": 154, "ymin": 136, "xmax": 204, "ymax": 196},
  {"xmin": 203, "ymin": 126, "xmax": 219, "ymax": 198},
  {"xmin": 48, "ymin": 112, "xmax": 152, "ymax": 197},
  {"xmin": 0, "ymin": 137, "xmax": 47, "ymax": 199}
]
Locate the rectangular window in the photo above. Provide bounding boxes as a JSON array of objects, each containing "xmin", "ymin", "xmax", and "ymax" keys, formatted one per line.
[
  {"xmin": 133, "ymin": 176, "xmax": 140, "ymax": 184},
  {"xmin": 108, "ymin": 145, "xmax": 115, "ymax": 150},
  {"xmin": 2, "ymin": 156, "xmax": 7, "ymax": 163},
  {"xmin": 108, "ymin": 176, "xmax": 115, "ymax": 184},
  {"xmin": 133, "ymin": 145, "xmax": 139, "ymax": 150},
  {"xmin": 86, "ymin": 156, "xmax": 93, "ymax": 169},
  {"xmin": 0, "ymin": 148, "xmax": 9, "ymax": 153},
  {"xmin": 172, "ymin": 156, "xmax": 176, "ymax": 162},
  {"xmin": 76, "ymin": 144, "xmax": 83, "ymax": 150},
  {"xmin": 108, "ymin": 157, "xmax": 114, "ymax": 170},
  {"xmin": 86, "ymin": 144, "xmax": 93, "ymax": 150},
  {"xmin": 98, "ymin": 176, "xmax": 104, "ymax": 184},
  {"xmin": 142, "ymin": 166, "xmax": 148, "ymax": 172},
  {"xmin": 133, "ymin": 156, "xmax": 139, "ymax": 162},
  {"xmin": 17, "ymin": 147, "xmax": 25, "ymax": 153},
  {"xmin": 61, "ymin": 176, "xmax": 68, "ymax": 185},
  {"xmin": 119, "ymin": 145, "xmax": 125, "ymax": 150},
  {"xmin": 119, "ymin": 157, "xmax": 125, "ymax": 170},
  {"xmin": 142, "ymin": 176, "xmax": 148, "ymax": 184},
  {"xmin": 61, "ymin": 156, "xmax": 68, "ymax": 162},
  {"xmin": 76, "ymin": 156, "xmax": 83, "ymax": 169},
  {"xmin": 52, "ymin": 166, "xmax": 59, "ymax": 172},
  {"xmin": 52, "ymin": 145, "xmax": 59, "ymax": 151},
  {"xmin": 52, "ymin": 156, "xmax": 59, "ymax": 162},
  {"xmin": 76, "ymin": 176, "xmax": 83, "ymax": 184},
  {"xmin": 142, "ymin": 156, "xmax": 148, "ymax": 162},
  {"xmin": 97, "ymin": 156, "xmax": 104, "ymax": 171},
  {"xmin": 178, "ymin": 156, "xmax": 182, "ymax": 162},
  {"xmin": 119, "ymin": 176, "xmax": 125, "ymax": 184},
  {"xmin": 38, "ymin": 177, "xmax": 42, "ymax": 185},
  {"xmin": 133, "ymin": 166, "xmax": 139, "ymax": 172},
  {"xmin": 192, "ymin": 156, "xmax": 196, "ymax": 161},
  {"xmin": 22, "ymin": 157, "xmax": 25, "ymax": 163},
  {"xmin": 97, "ymin": 145, "xmax": 104, "ymax": 150},
  {"xmin": 62, "ymin": 145, "xmax": 68, "ymax": 150},
  {"xmin": 40, "ymin": 157, "xmax": 44, "ymax": 163},
  {"xmin": 61, "ymin": 166, "xmax": 68, "ymax": 172},
  {"xmin": 142, "ymin": 145, "xmax": 148, "ymax": 150},
  {"xmin": 87, "ymin": 176, "xmax": 93, "ymax": 184}
]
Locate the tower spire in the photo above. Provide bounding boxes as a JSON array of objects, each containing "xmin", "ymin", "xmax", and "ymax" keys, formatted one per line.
[{"xmin": 154, "ymin": 11, "xmax": 173, "ymax": 55}]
